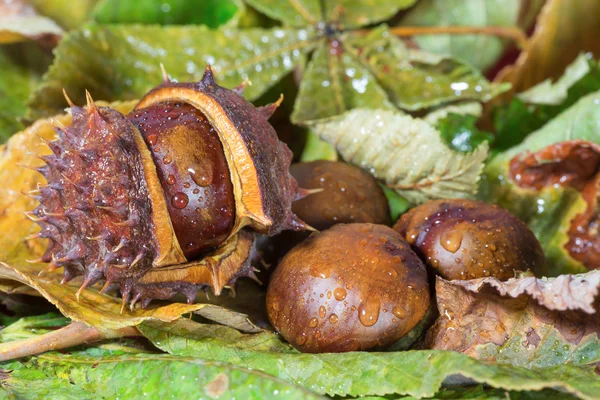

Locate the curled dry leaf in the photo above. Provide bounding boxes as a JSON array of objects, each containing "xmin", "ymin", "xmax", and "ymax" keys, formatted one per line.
[
  {"xmin": 424, "ymin": 271, "xmax": 600, "ymax": 367},
  {"xmin": 482, "ymin": 90, "xmax": 600, "ymax": 275},
  {"xmin": 510, "ymin": 140, "xmax": 600, "ymax": 268},
  {"xmin": 496, "ymin": 0, "xmax": 600, "ymax": 95},
  {"xmin": 0, "ymin": 0, "xmax": 63, "ymax": 46},
  {"xmin": 0, "ymin": 102, "xmax": 260, "ymax": 332},
  {"xmin": 308, "ymin": 108, "xmax": 489, "ymax": 204}
]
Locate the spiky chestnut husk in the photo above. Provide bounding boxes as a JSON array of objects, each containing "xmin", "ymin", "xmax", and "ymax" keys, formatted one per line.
[{"xmin": 32, "ymin": 66, "xmax": 308, "ymax": 307}]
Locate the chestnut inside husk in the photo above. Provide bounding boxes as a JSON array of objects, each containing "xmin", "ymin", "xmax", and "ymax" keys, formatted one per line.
[
  {"xmin": 291, "ymin": 161, "xmax": 391, "ymax": 230},
  {"xmin": 267, "ymin": 223, "xmax": 430, "ymax": 353},
  {"xmin": 394, "ymin": 199, "xmax": 546, "ymax": 280}
]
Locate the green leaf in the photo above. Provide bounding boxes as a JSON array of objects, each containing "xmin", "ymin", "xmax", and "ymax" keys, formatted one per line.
[
  {"xmin": 329, "ymin": 0, "xmax": 416, "ymax": 29},
  {"xmin": 482, "ymin": 90, "xmax": 600, "ymax": 275},
  {"xmin": 344, "ymin": 27, "xmax": 509, "ymax": 113},
  {"xmin": 139, "ymin": 319, "xmax": 600, "ymax": 399},
  {"xmin": 245, "ymin": 0, "xmax": 416, "ymax": 29},
  {"xmin": 92, "ymin": 0, "xmax": 242, "ymax": 27},
  {"xmin": 0, "ymin": 43, "xmax": 53, "ymax": 141},
  {"xmin": 400, "ymin": 0, "xmax": 539, "ymax": 71},
  {"xmin": 308, "ymin": 108, "xmax": 489, "ymax": 204},
  {"xmin": 291, "ymin": 38, "xmax": 394, "ymax": 123},
  {"xmin": 494, "ymin": 54, "xmax": 600, "ymax": 151},
  {"xmin": 0, "ymin": 313, "xmax": 69, "ymax": 343},
  {"xmin": 437, "ymin": 113, "xmax": 494, "ymax": 153},
  {"xmin": 0, "ymin": 352, "xmax": 322, "ymax": 399},
  {"xmin": 425, "ymin": 272, "xmax": 600, "ymax": 368},
  {"xmin": 28, "ymin": 23, "xmax": 317, "ymax": 118},
  {"xmin": 299, "ymin": 131, "xmax": 338, "ymax": 162},
  {"xmin": 243, "ymin": 0, "xmax": 323, "ymax": 27},
  {"xmin": 381, "ymin": 185, "xmax": 410, "ymax": 221}
]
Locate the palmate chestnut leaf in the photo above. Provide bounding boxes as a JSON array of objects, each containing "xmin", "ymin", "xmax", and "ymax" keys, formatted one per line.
[
  {"xmin": 28, "ymin": 1, "xmax": 506, "ymax": 125},
  {"xmin": 309, "ymin": 108, "xmax": 489, "ymax": 204}
]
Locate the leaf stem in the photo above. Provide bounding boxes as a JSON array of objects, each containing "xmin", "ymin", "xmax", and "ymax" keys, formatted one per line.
[
  {"xmin": 0, "ymin": 322, "xmax": 140, "ymax": 361},
  {"xmin": 359, "ymin": 26, "xmax": 529, "ymax": 50}
]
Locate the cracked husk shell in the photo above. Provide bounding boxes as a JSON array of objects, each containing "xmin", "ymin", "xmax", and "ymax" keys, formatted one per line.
[{"xmin": 31, "ymin": 66, "xmax": 306, "ymax": 306}]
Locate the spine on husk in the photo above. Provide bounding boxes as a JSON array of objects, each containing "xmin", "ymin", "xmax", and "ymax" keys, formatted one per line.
[{"xmin": 30, "ymin": 66, "xmax": 309, "ymax": 309}]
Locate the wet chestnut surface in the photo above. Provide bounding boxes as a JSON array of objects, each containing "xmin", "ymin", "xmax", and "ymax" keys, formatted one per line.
[
  {"xmin": 394, "ymin": 199, "xmax": 546, "ymax": 280},
  {"xmin": 266, "ymin": 223, "xmax": 430, "ymax": 353},
  {"xmin": 290, "ymin": 161, "xmax": 391, "ymax": 231},
  {"xmin": 129, "ymin": 101, "xmax": 235, "ymax": 259}
]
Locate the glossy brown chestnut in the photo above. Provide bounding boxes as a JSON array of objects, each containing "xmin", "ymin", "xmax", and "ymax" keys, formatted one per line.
[
  {"xmin": 266, "ymin": 223, "xmax": 430, "ymax": 353},
  {"xmin": 129, "ymin": 101, "xmax": 235, "ymax": 259},
  {"xmin": 393, "ymin": 199, "xmax": 546, "ymax": 280},
  {"xmin": 291, "ymin": 161, "xmax": 391, "ymax": 231}
]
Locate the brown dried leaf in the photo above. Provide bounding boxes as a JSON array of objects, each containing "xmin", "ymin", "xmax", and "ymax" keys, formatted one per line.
[
  {"xmin": 496, "ymin": 0, "xmax": 600, "ymax": 95},
  {"xmin": 424, "ymin": 272, "xmax": 600, "ymax": 367},
  {"xmin": 0, "ymin": 0, "xmax": 63, "ymax": 46},
  {"xmin": 0, "ymin": 102, "xmax": 256, "ymax": 331}
]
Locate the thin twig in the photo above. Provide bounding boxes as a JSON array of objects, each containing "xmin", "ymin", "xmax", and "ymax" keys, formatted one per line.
[
  {"xmin": 357, "ymin": 26, "xmax": 529, "ymax": 50},
  {"xmin": 0, "ymin": 322, "xmax": 141, "ymax": 362}
]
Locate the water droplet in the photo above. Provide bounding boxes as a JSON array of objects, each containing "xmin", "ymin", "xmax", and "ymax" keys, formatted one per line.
[
  {"xmin": 358, "ymin": 299, "xmax": 380, "ymax": 327},
  {"xmin": 329, "ymin": 314, "xmax": 339, "ymax": 324},
  {"xmin": 359, "ymin": 239, "xmax": 368, "ymax": 246},
  {"xmin": 318, "ymin": 306, "xmax": 326, "ymax": 318},
  {"xmin": 166, "ymin": 174, "xmax": 176, "ymax": 185},
  {"xmin": 392, "ymin": 306, "xmax": 407, "ymax": 319},
  {"xmin": 147, "ymin": 134, "xmax": 158, "ymax": 146},
  {"xmin": 163, "ymin": 156, "xmax": 172, "ymax": 165},
  {"xmin": 183, "ymin": 182, "xmax": 190, "ymax": 189},
  {"xmin": 333, "ymin": 287, "xmax": 347, "ymax": 301},
  {"xmin": 171, "ymin": 192, "xmax": 189, "ymax": 209},
  {"xmin": 297, "ymin": 335, "xmax": 307, "ymax": 345},
  {"xmin": 309, "ymin": 264, "xmax": 331, "ymax": 279},
  {"xmin": 308, "ymin": 317, "xmax": 318, "ymax": 328},
  {"xmin": 440, "ymin": 231, "xmax": 462, "ymax": 253},
  {"xmin": 193, "ymin": 188, "xmax": 200, "ymax": 194}
]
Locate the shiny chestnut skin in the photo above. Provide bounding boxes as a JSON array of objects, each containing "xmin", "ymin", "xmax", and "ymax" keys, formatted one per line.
[
  {"xmin": 393, "ymin": 199, "xmax": 546, "ymax": 280},
  {"xmin": 291, "ymin": 161, "xmax": 391, "ymax": 231},
  {"xmin": 266, "ymin": 223, "xmax": 430, "ymax": 353},
  {"xmin": 129, "ymin": 101, "xmax": 235, "ymax": 259}
]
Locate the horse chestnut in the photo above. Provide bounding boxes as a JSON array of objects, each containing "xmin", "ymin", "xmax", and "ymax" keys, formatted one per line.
[
  {"xmin": 393, "ymin": 199, "xmax": 546, "ymax": 280},
  {"xmin": 290, "ymin": 161, "xmax": 391, "ymax": 230},
  {"xmin": 266, "ymin": 223, "xmax": 430, "ymax": 353},
  {"xmin": 30, "ymin": 66, "xmax": 308, "ymax": 307}
]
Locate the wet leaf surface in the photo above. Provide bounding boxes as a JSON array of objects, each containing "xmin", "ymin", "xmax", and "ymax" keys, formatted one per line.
[
  {"xmin": 425, "ymin": 272, "xmax": 600, "ymax": 367},
  {"xmin": 139, "ymin": 318, "xmax": 600, "ymax": 399},
  {"xmin": 309, "ymin": 108, "xmax": 489, "ymax": 204},
  {"xmin": 0, "ymin": 350, "xmax": 322, "ymax": 399},
  {"xmin": 28, "ymin": 23, "xmax": 317, "ymax": 118}
]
